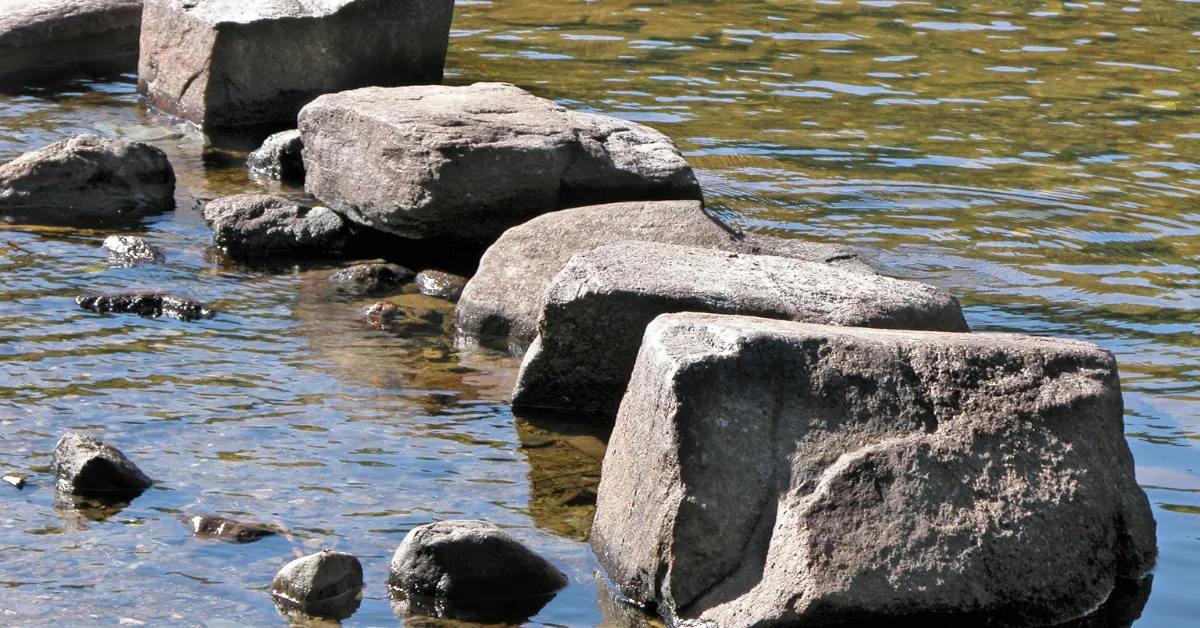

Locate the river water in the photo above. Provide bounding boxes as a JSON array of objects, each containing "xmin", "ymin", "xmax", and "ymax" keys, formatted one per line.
[{"xmin": 2, "ymin": 0, "xmax": 1198, "ymax": 626}]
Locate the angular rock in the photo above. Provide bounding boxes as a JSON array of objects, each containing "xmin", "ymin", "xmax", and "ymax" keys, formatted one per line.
[
  {"xmin": 137, "ymin": 0, "xmax": 455, "ymax": 130},
  {"xmin": 330, "ymin": 263, "xmax": 413, "ymax": 295},
  {"xmin": 415, "ymin": 270, "xmax": 467, "ymax": 302},
  {"xmin": 511, "ymin": 242, "xmax": 969, "ymax": 415},
  {"xmin": 52, "ymin": 432, "xmax": 152, "ymax": 495},
  {"xmin": 592, "ymin": 313, "xmax": 1157, "ymax": 627},
  {"xmin": 456, "ymin": 200, "xmax": 870, "ymax": 352},
  {"xmin": 185, "ymin": 514, "xmax": 276, "ymax": 544},
  {"xmin": 103, "ymin": 235, "xmax": 165, "ymax": 266},
  {"xmin": 0, "ymin": 0, "xmax": 141, "ymax": 83},
  {"xmin": 0, "ymin": 135, "xmax": 175, "ymax": 225},
  {"xmin": 248, "ymin": 130, "xmax": 305, "ymax": 183},
  {"xmin": 76, "ymin": 292, "xmax": 215, "ymax": 321},
  {"xmin": 203, "ymin": 194, "xmax": 350, "ymax": 258},
  {"xmin": 387, "ymin": 520, "xmax": 568, "ymax": 606},
  {"xmin": 271, "ymin": 550, "xmax": 364, "ymax": 610},
  {"xmin": 3, "ymin": 474, "xmax": 26, "ymax": 490},
  {"xmin": 299, "ymin": 83, "xmax": 703, "ymax": 242}
]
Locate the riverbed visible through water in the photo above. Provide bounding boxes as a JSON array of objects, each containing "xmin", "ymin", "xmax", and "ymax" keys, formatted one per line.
[{"xmin": 2, "ymin": 0, "xmax": 1199, "ymax": 626}]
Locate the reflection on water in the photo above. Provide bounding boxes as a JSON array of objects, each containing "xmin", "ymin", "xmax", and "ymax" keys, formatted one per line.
[{"xmin": 2, "ymin": 0, "xmax": 1200, "ymax": 625}]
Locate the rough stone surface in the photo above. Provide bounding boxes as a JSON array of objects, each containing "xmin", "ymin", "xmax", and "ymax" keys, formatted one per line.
[
  {"xmin": 592, "ymin": 313, "xmax": 1158, "ymax": 627},
  {"xmin": 415, "ymin": 270, "xmax": 467, "ymax": 302},
  {"xmin": 104, "ymin": 235, "xmax": 165, "ymax": 265},
  {"xmin": 185, "ymin": 514, "xmax": 276, "ymax": 544},
  {"xmin": 511, "ymin": 242, "xmax": 969, "ymax": 415},
  {"xmin": 0, "ymin": 135, "xmax": 176, "ymax": 225},
  {"xmin": 76, "ymin": 292, "xmax": 216, "ymax": 321},
  {"xmin": 52, "ymin": 432, "xmax": 152, "ymax": 495},
  {"xmin": 272, "ymin": 550, "xmax": 364, "ymax": 606},
  {"xmin": 330, "ymin": 263, "xmax": 413, "ymax": 295},
  {"xmin": 203, "ymin": 194, "xmax": 350, "ymax": 257},
  {"xmin": 298, "ymin": 83, "xmax": 703, "ymax": 242},
  {"xmin": 137, "ymin": 0, "xmax": 455, "ymax": 130},
  {"xmin": 0, "ymin": 0, "xmax": 142, "ymax": 82},
  {"xmin": 456, "ymin": 200, "xmax": 871, "ymax": 352},
  {"xmin": 248, "ymin": 130, "xmax": 305, "ymax": 183},
  {"xmin": 388, "ymin": 520, "xmax": 568, "ymax": 604}
]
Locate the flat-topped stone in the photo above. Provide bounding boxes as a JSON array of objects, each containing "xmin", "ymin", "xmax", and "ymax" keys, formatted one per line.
[
  {"xmin": 0, "ymin": 0, "xmax": 142, "ymax": 83},
  {"xmin": 138, "ymin": 0, "xmax": 455, "ymax": 130},
  {"xmin": 298, "ymin": 83, "xmax": 702, "ymax": 243}
]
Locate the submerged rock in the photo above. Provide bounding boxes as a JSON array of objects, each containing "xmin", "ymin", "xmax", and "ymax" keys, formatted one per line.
[
  {"xmin": 592, "ymin": 313, "xmax": 1158, "ymax": 627},
  {"xmin": 511, "ymin": 241, "xmax": 969, "ymax": 415},
  {"xmin": 52, "ymin": 432, "xmax": 152, "ymax": 496},
  {"xmin": 184, "ymin": 514, "xmax": 276, "ymax": 544},
  {"xmin": 299, "ymin": 83, "xmax": 702, "ymax": 243},
  {"xmin": 137, "ymin": 0, "xmax": 455, "ymax": 130},
  {"xmin": 457, "ymin": 199, "xmax": 871, "ymax": 352},
  {"xmin": 271, "ymin": 550, "xmax": 364, "ymax": 613},
  {"xmin": 414, "ymin": 270, "xmax": 467, "ymax": 302},
  {"xmin": 330, "ymin": 263, "xmax": 413, "ymax": 295},
  {"xmin": 103, "ymin": 235, "xmax": 165, "ymax": 266},
  {"xmin": 360, "ymin": 296, "xmax": 448, "ymax": 336},
  {"xmin": 203, "ymin": 194, "xmax": 350, "ymax": 258},
  {"xmin": 76, "ymin": 292, "xmax": 216, "ymax": 321},
  {"xmin": 247, "ymin": 130, "xmax": 305, "ymax": 183},
  {"xmin": 0, "ymin": 135, "xmax": 176, "ymax": 225},
  {"xmin": 0, "ymin": 0, "xmax": 142, "ymax": 83}
]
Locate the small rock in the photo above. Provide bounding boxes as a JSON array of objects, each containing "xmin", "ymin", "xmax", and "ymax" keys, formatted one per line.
[
  {"xmin": 247, "ymin": 130, "xmax": 305, "ymax": 183},
  {"xmin": 415, "ymin": 270, "xmax": 467, "ymax": 302},
  {"xmin": 271, "ymin": 550, "xmax": 364, "ymax": 609},
  {"xmin": 203, "ymin": 194, "xmax": 350, "ymax": 258},
  {"xmin": 51, "ymin": 432, "xmax": 152, "ymax": 495},
  {"xmin": 3, "ymin": 474, "xmax": 25, "ymax": 490},
  {"xmin": 184, "ymin": 514, "xmax": 276, "ymax": 544},
  {"xmin": 330, "ymin": 263, "xmax": 414, "ymax": 295},
  {"xmin": 360, "ymin": 301, "xmax": 444, "ymax": 335},
  {"xmin": 76, "ymin": 292, "xmax": 216, "ymax": 322},
  {"xmin": 103, "ymin": 235, "xmax": 165, "ymax": 266}
]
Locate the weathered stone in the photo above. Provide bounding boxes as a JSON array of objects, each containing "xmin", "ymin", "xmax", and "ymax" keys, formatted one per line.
[
  {"xmin": 137, "ymin": 0, "xmax": 455, "ymax": 130},
  {"xmin": 76, "ymin": 292, "xmax": 215, "ymax": 321},
  {"xmin": 103, "ymin": 235, "xmax": 165, "ymax": 266},
  {"xmin": 388, "ymin": 520, "xmax": 568, "ymax": 609},
  {"xmin": 0, "ymin": 0, "xmax": 141, "ymax": 83},
  {"xmin": 456, "ymin": 200, "xmax": 871, "ymax": 352},
  {"xmin": 184, "ymin": 514, "xmax": 276, "ymax": 544},
  {"xmin": 247, "ymin": 130, "xmax": 305, "ymax": 183},
  {"xmin": 0, "ymin": 135, "xmax": 175, "ymax": 225},
  {"xmin": 299, "ymin": 83, "xmax": 702, "ymax": 242},
  {"xmin": 330, "ymin": 263, "xmax": 413, "ymax": 295},
  {"xmin": 592, "ymin": 313, "xmax": 1158, "ymax": 627},
  {"xmin": 203, "ymin": 194, "xmax": 350, "ymax": 258},
  {"xmin": 415, "ymin": 270, "xmax": 467, "ymax": 302},
  {"xmin": 272, "ymin": 550, "xmax": 364, "ymax": 610},
  {"xmin": 52, "ymin": 432, "xmax": 152, "ymax": 495},
  {"xmin": 511, "ymin": 242, "xmax": 969, "ymax": 415}
]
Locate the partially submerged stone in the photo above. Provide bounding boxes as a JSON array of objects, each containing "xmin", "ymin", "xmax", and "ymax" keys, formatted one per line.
[
  {"xmin": 76, "ymin": 292, "xmax": 216, "ymax": 321},
  {"xmin": 415, "ymin": 270, "xmax": 467, "ymax": 302},
  {"xmin": 3, "ymin": 474, "xmax": 25, "ymax": 490},
  {"xmin": 456, "ymin": 200, "xmax": 870, "ymax": 352},
  {"xmin": 184, "ymin": 514, "xmax": 276, "ymax": 544},
  {"xmin": 104, "ymin": 235, "xmax": 165, "ymax": 266},
  {"xmin": 299, "ymin": 83, "xmax": 702, "ymax": 242},
  {"xmin": 138, "ymin": 0, "xmax": 455, "ymax": 130},
  {"xmin": 0, "ymin": 135, "xmax": 175, "ymax": 225},
  {"xmin": 592, "ymin": 313, "xmax": 1157, "ymax": 627},
  {"xmin": 0, "ymin": 0, "xmax": 142, "ymax": 83},
  {"xmin": 330, "ymin": 263, "xmax": 413, "ymax": 295},
  {"xmin": 52, "ymin": 432, "xmax": 152, "ymax": 495},
  {"xmin": 203, "ymin": 194, "xmax": 350, "ymax": 258},
  {"xmin": 271, "ymin": 550, "xmax": 364, "ymax": 615},
  {"xmin": 511, "ymin": 242, "xmax": 969, "ymax": 415},
  {"xmin": 247, "ymin": 130, "xmax": 305, "ymax": 183}
]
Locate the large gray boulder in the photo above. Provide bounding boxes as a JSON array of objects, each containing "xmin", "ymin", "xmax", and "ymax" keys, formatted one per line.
[
  {"xmin": 52, "ymin": 432, "xmax": 152, "ymax": 495},
  {"xmin": 137, "ymin": 0, "xmax": 454, "ymax": 130},
  {"xmin": 511, "ymin": 242, "xmax": 968, "ymax": 415},
  {"xmin": 0, "ymin": 135, "xmax": 175, "ymax": 225},
  {"xmin": 592, "ymin": 313, "xmax": 1157, "ymax": 627},
  {"xmin": 0, "ymin": 0, "xmax": 142, "ymax": 83},
  {"xmin": 456, "ymin": 200, "xmax": 870, "ymax": 352},
  {"xmin": 203, "ymin": 194, "xmax": 350, "ymax": 258},
  {"xmin": 298, "ymin": 83, "xmax": 703, "ymax": 243}
]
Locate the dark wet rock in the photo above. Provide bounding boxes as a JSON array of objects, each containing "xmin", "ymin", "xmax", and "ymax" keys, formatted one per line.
[
  {"xmin": 0, "ymin": 0, "xmax": 141, "ymax": 84},
  {"xmin": 137, "ymin": 0, "xmax": 455, "ymax": 131},
  {"xmin": 388, "ymin": 520, "xmax": 568, "ymax": 611},
  {"xmin": 52, "ymin": 432, "xmax": 152, "ymax": 496},
  {"xmin": 3, "ymin": 474, "xmax": 25, "ymax": 490},
  {"xmin": 103, "ymin": 235, "xmax": 165, "ymax": 266},
  {"xmin": 415, "ymin": 270, "xmax": 467, "ymax": 302},
  {"xmin": 203, "ymin": 194, "xmax": 350, "ymax": 258},
  {"xmin": 330, "ymin": 263, "xmax": 414, "ymax": 295},
  {"xmin": 1058, "ymin": 575, "xmax": 1153, "ymax": 628},
  {"xmin": 592, "ymin": 313, "xmax": 1158, "ymax": 627},
  {"xmin": 275, "ymin": 590, "xmax": 362, "ymax": 624},
  {"xmin": 392, "ymin": 589, "xmax": 558, "ymax": 625},
  {"xmin": 511, "ymin": 241, "xmax": 970, "ymax": 415},
  {"xmin": 457, "ymin": 200, "xmax": 871, "ymax": 353},
  {"xmin": 271, "ymin": 550, "xmax": 364, "ymax": 612},
  {"xmin": 0, "ymin": 135, "xmax": 176, "ymax": 225},
  {"xmin": 76, "ymin": 292, "xmax": 216, "ymax": 321},
  {"xmin": 184, "ymin": 514, "xmax": 276, "ymax": 544},
  {"xmin": 299, "ymin": 83, "xmax": 702, "ymax": 243},
  {"xmin": 248, "ymin": 130, "xmax": 305, "ymax": 183}
]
